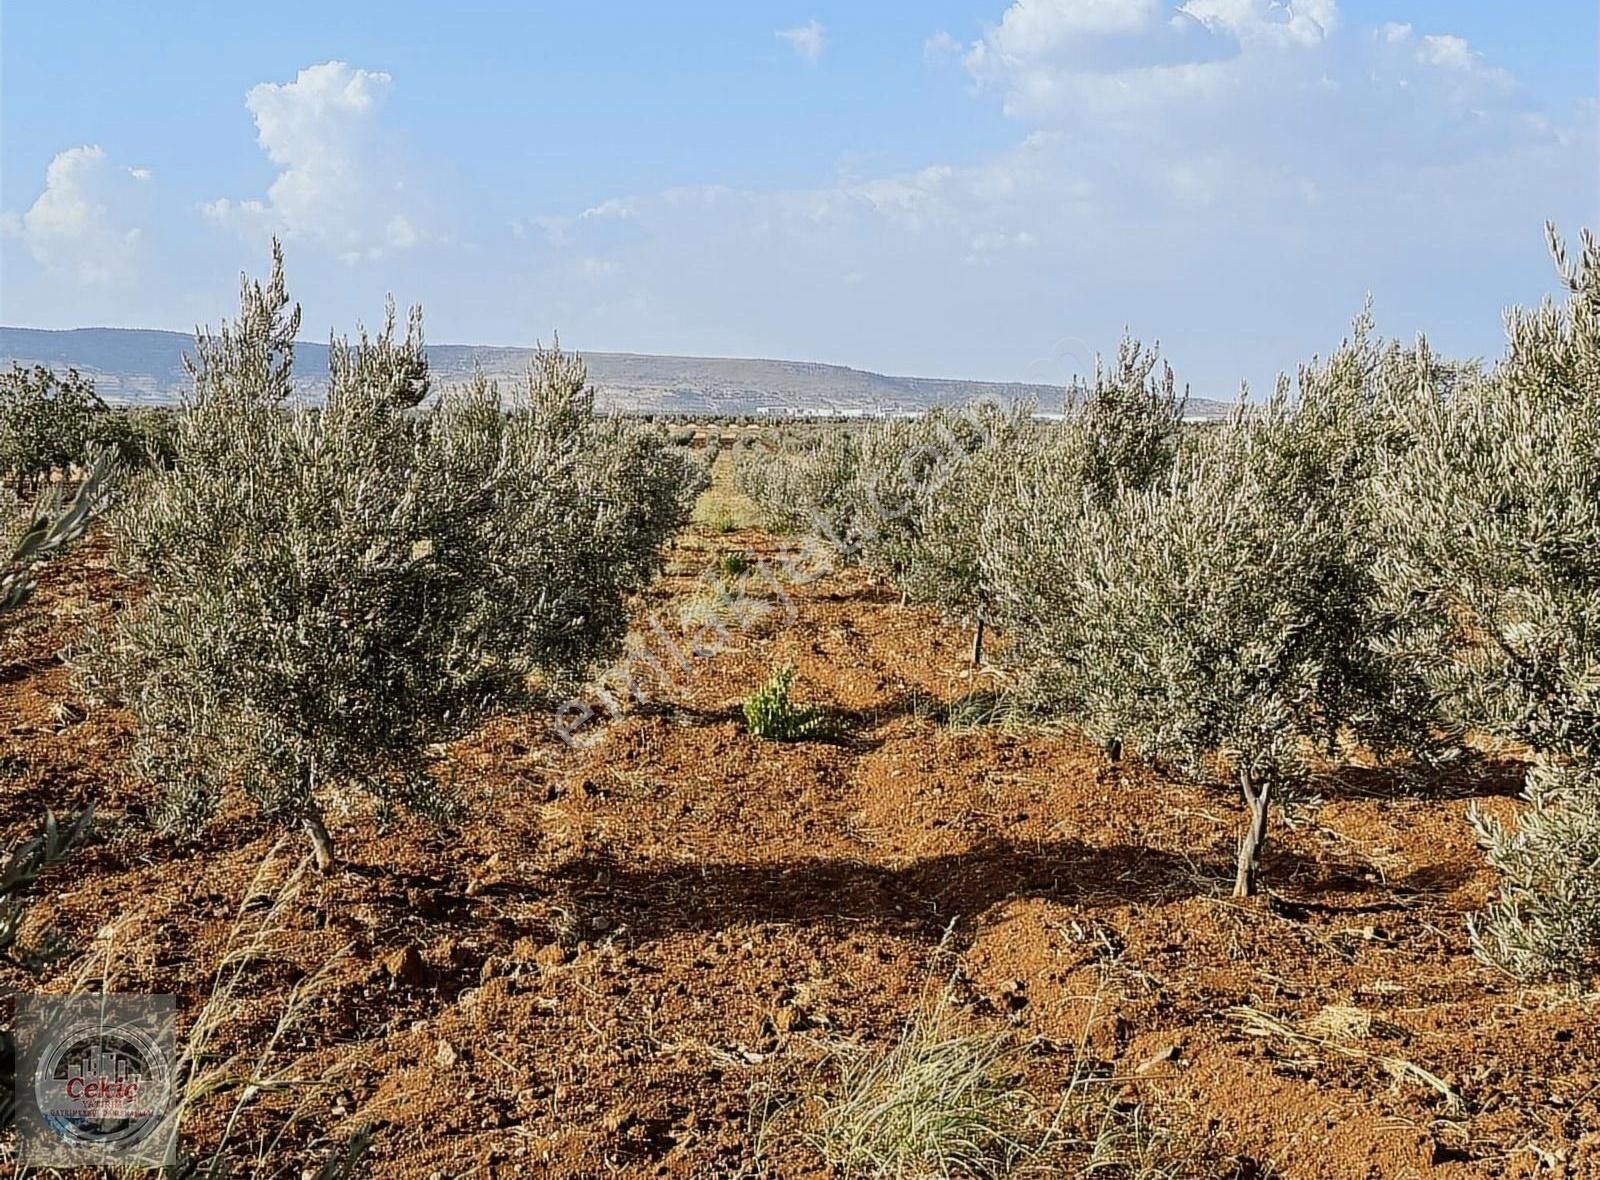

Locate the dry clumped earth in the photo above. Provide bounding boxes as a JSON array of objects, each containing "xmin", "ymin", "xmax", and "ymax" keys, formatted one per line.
[{"xmin": 2, "ymin": 466, "xmax": 1598, "ymax": 1179}]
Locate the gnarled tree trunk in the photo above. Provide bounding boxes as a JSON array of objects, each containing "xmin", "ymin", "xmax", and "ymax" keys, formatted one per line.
[{"xmin": 1234, "ymin": 766, "xmax": 1271, "ymax": 899}]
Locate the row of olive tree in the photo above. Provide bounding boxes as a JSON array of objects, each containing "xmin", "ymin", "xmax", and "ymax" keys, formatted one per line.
[
  {"xmin": 1, "ymin": 364, "xmax": 179, "ymax": 496},
  {"xmin": 734, "ymin": 426, "xmax": 861, "ymax": 546},
  {"xmin": 852, "ymin": 401, "xmax": 1033, "ymax": 663},
  {"xmin": 79, "ymin": 243, "xmax": 705, "ymax": 870},
  {"xmin": 735, "ymin": 342, "xmax": 1320, "ymax": 890},
  {"xmin": 733, "ymin": 401, "xmax": 1033, "ymax": 663},
  {"xmin": 734, "ymin": 228, "xmax": 1600, "ymax": 976}
]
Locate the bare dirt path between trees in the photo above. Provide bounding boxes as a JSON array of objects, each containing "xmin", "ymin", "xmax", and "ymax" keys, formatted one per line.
[{"xmin": 1, "ymin": 462, "xmax": 1596, "ymax": 1178}]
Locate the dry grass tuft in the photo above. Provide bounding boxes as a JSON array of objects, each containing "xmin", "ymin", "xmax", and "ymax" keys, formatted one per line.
[
  {"xmin": 690, "ymin": 454, "xmax": 765, "ymax": 534},
  {"xmin": 174, "ymin": 845, "xmax": 363, "ymax": 1177},
  {"xmin": 1229, "ymin": 1005, "xmax": 1461, "ymax": 1113},
  {"xmin": 789, "ymin": 953, "xmax": 1227, "ymax": 1179},
  {"xmin": 813, "ymin": 1001, "xmax": 1039, "ymax": 1178}
]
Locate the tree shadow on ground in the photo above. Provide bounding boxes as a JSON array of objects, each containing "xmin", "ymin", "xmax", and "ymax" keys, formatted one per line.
[
  {"xmin": 1269, "ymin": 858, "xmax": 1477, "ymax": 914},
  {"xmin": 626, "ymin": 700, "xmax": 744, "ymax": 726},
  {"xmin": 828, "ymin": 692, "xmax": 949, "ymax": 731},
  {"xmin": 550, "ymin": 838, "xmax": 1214, "ymax": 947},
  {"xmin": 0, "ymin": 657, "xmax": 59, "ymax": 687},
  {"xmin": 1310, "ymin": 754, "xmax": 1527, "ymax": 802}
]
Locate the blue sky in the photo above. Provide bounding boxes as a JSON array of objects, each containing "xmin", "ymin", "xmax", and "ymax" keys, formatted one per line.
[{"xmin": 2, "ymin": 2, "xmax": 1595, "ymax": 395}]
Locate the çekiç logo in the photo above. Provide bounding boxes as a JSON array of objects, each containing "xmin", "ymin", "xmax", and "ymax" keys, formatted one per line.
[
  {"xmin": 33, "ymin": 1016, "xmax": 174, "ymax": 1150},
  {"xmin": 15, "ymin": 993, "xmax": 178, "ymax": 1167}
]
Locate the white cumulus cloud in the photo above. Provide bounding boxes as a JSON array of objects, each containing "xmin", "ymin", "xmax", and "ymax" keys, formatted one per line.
[
  {"xmin": 924, "ymin": 30, "xmax": 964, "ymax": 63},
  {"xmin": 777, "ymin": 20, "xmax": 826, "ymax": 63},
  {"xmin": 205, "ymin": 60, "xmax": 423, "ymax": 261},
  {"xmin": 963, "ymin": 0, "xmax": 1342, "ymax": 120},
  {"xmin": 1180, "ymin": 0, "xmax": 1337, "ymax": 46},
  {"xmin": 2, "ymin": 145, "xmax": 150, "ymax": 285},
  {"xmin": 1375, "ymin": 23, "xmax": 1516, "ymax": 95}
]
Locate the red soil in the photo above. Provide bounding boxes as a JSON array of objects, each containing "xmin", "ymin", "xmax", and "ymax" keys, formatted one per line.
[{"xmin": 1, "ymin": 525, "xmax": 1595, "ymax": 1178}]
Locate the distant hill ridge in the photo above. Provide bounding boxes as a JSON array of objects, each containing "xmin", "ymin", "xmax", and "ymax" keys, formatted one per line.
[{"xmin": 0, "ymin": 325, "xmax": 1233, "ymax": 419}]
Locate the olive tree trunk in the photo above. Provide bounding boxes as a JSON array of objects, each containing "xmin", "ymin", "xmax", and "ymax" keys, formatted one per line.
[
  {"xmin": 1233, "ymin": 766, "xmax": 1272, "ymax": 899},
  {"xmin": 300, "ymin": 762, "xmax": 336, "ymax": 872}
]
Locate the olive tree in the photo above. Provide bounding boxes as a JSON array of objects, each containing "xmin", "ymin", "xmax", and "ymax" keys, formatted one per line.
[
  {"xmin": 82, "ymin": 244, "xmax": 702, "ymax": 870},
  {"xmin": 92, "ymin": 407, "xmax": 180, "ymax": 473},
  {"xmin": 1066, "ymin": 337, "xmax": 1188, "ymax": 504},
  {"xmin": 1374, "ymin": 226, "xmax": 1600, "ymax": 760},
  {"xmin": 982, "ymin": 338, "xmax": 1187, "ymax": 712},
  {"xmin": 988, "ymin": 333, "xmax": 1433, "ymax": 896},
  {"xmin": 1374, "ymin": 226, "xmax": 1600, "ymax": 978},
  {"xmin": 0, "ymin": 365, "xmax": 106, "ymax": 493},
  {"xmin": 853, "ymin": 403, "xmax": 1031, "ymax": 663},
  {"xmin": 1470, "ymin": 762, "xmax": 1600, "ymax": 982},
  {"xmin": 853, "ymin": 412, "xmax": 968, "ymax": 589}
]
